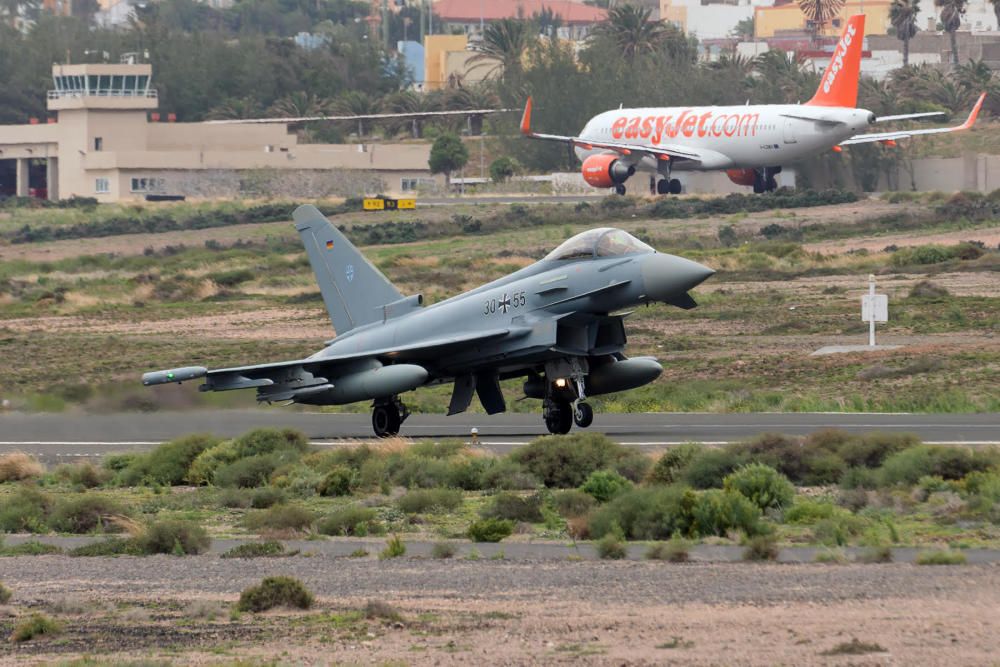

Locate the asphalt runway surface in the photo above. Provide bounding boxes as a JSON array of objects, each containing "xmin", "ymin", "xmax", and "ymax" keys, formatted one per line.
[{"xmin": 1, "ymin": 410, "xmax": 997, "ymax": 462}]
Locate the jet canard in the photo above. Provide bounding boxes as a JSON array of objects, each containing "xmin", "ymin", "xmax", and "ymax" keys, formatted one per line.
[{"xmin": 143, "ymin": 205, "xmax": 714, "ymax": 437}]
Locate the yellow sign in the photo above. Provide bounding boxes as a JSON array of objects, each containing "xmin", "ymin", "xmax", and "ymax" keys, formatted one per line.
[
  {"xmin": 397, "ymin": 198, "xmax": 416, "ymax": 209},
  {"xmin": 363, "ymin": 197, "xmax": 416, "ymax": 211},
  {"xmin": 363, "ymin": 198, "xmax": 385, "ymax": 210}
]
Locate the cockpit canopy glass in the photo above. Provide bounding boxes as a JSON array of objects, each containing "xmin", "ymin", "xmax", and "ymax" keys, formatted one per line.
[{"xmin": 544, "ymin": 228, "xmax": 654, "ymax": 261}]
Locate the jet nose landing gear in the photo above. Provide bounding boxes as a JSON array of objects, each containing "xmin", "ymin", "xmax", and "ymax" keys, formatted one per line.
[{"xmin": 573, "ymin": 402, "xmax": 594, "ymax": 428}]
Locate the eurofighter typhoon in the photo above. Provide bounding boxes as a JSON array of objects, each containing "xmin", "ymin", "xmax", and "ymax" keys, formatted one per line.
[{"xmin": 143, "ymin": 205, "xmax": 714, "ymax": 437}]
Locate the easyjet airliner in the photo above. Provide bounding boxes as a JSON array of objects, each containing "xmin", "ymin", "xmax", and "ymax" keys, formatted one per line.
[{"xmin": 521, "ymin": 15, "xmax": 985, "ymax": 194}]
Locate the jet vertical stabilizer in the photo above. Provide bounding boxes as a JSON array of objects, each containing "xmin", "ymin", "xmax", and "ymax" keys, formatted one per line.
[
  {"xmin": 806, "ymin": 14, "xmax": 866, "ymax": 108},
  {"xmin": 293, "ymin": 204, "xmax": 403, "ymax": 334}
]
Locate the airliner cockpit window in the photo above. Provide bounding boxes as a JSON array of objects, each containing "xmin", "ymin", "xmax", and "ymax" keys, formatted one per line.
[{"xmin": 596, "ymin": 229, "xmax": 654, "ymax": 257}]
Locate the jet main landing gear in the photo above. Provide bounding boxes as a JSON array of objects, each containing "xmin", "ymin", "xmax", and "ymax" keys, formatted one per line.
[
  {"xmin": 543, "ymin": 398, "xmax": 573, "ymax": 435},
  {"xmin": 614, "ymin": 184, "xmax": 627, "ymax": 196},
  {"xmin": 372, "ymin": 396, "xmax": 409, "ymax": 438}
]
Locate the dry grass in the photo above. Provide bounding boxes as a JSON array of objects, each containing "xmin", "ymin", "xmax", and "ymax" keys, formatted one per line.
[{"xmin": 0, "ymin": 451, "xmax": 44, "ymax": 482}]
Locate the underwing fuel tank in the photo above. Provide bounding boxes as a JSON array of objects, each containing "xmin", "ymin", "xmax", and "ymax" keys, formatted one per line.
[
  {"xmin": 586, "ymin": 357, "xmax": 663, "ymax": 396},
  {"xmin": 298, "ymin": 363, "xmax": 429, "ymax": 405}
]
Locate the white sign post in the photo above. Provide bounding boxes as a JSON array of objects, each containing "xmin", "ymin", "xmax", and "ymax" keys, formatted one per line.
[{"xmin": 861, "ymin": 274, "xmax": 888, "ymax": 347}]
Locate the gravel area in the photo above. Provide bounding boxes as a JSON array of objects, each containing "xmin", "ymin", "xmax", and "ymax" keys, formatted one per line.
[{"xmin": 1, "ymin": 557, "xmax": 998, "ymax": 665}]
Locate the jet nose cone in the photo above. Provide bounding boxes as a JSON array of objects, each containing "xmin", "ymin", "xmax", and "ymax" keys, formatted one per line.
[{"xmin": 641, "ymin": 252, "xmax": 715, "ymax": 302}]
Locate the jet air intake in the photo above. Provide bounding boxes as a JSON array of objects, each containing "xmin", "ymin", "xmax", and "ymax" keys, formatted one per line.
[{"xmin": 581, "ymin": 154, "xmax": 634, "ymax": 188}]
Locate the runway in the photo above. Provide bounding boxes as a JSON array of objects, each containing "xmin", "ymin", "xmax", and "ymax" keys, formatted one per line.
[{"xmin": 1, "ymin": 410, "xmax": 997, "ymax": 461}]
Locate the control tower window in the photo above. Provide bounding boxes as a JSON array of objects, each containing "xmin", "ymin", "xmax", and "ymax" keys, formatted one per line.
[{"xmin": 94, "ymin": 137, "xmax": 103, "ymax": 151}]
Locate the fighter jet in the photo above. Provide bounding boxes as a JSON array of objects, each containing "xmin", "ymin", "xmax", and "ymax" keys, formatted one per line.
[{"xmin": 143, "ymin": 205, "xmax": 714, "ymax": 437}]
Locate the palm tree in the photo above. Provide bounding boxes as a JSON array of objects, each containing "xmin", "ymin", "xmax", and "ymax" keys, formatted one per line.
[
  {"xmin": 890, "ymin": 0, "xmax": 920, "ymax": 66},
  {"xmin": 331, "ymin": 91, "xmax": 380, "ymax": 137},
  {"xmin": 381, "ymin": 90, "xmax": 441, "ymax": 137},
  {"xmin": 467, "ymin": 18, "xmax": 536, "ymax": 83},
  {"xmin": 797, "ymin": 0, "xmax": 846, "ymax": 44},
  {"xmin": 936, "ymin": 0, "xmax": 968, "ymax": 68},
  {"xmin": 594, "ymin": 5, "xmax": 669, "ymax": 64},
  {"xmin": 990, "ymin": 0, "xmax": 1000, "ymax": 30},
  {"xmin": 266, "ymin": 92, "xmax": 330, "ymax": 118},
  {"xmin": 206, "ymin": 96, "xmax": 263, "ymax": 120}
]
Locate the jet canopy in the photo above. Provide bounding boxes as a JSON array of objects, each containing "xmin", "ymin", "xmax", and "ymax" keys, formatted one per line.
[{"xmin": 544, "ymin": 228, "xmax": 654, "ymax": 261}]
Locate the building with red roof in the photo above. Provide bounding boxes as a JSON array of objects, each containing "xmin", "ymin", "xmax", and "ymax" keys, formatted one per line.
[{"xmin": 434, "ymin": 0, "xmax": 607, "ymax": 40}]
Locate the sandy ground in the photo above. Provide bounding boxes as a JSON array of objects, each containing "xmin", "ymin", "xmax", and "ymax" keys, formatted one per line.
[
  {"xmin": 1, "ymin": 558, "xmax": 998, "ymax": 665},
  {"xmin": 805, "ymin": 226, "xmax": 1000, "ymax": 255}
]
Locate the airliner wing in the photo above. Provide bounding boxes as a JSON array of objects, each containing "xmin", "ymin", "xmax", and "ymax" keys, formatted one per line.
[
  {"xmin": 841, "ymin": 93, "xmax": 985, "ymax": 146},
  {"xmin": 520, "ymin": 98, "xmax": 705, "ymax": 164}
]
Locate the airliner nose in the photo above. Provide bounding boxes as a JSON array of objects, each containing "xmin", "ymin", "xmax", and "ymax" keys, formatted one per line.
[{"xmin": 640, "ymin": 253, "xmax": 715, "ymax": 303}]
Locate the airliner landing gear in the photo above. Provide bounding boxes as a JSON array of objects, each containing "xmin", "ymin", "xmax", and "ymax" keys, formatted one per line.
[
  {"xmin": 573, "ymin": 402, "xmax": 594, "ymax": 428},
  {"xmin": 544, "ymin": 398, "xmax": 573, "ymax": 434},
  {"xmin": 614, "ymin": 184, "xmax": 627, "ymax": 196},
  {"xmin": 656, "ymin": 178, "xmax": 682, "ymax": 195},
  {"xmin": 753, "ymin": 167, "xmax": 781, "ymax": 194},
  {"xmin": 372, "ymin": 396, "xmax": 409, "ymax": 437}
]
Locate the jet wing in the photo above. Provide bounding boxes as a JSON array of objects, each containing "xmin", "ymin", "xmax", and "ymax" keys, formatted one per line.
[
  {"xmin": 142, "ymin": 328, "xmax": 529, "ymax": 391},
  {"xmin": 840, "ymin": 93, "xmax": 985, "ymax": 146},
  {"xmin": 520, "ymin": 97, "xmax": 705, "ymax": 164}
]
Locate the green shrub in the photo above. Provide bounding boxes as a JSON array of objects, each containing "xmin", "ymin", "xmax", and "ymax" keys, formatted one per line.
[
  {"xmin": 0, "ymin": 581, "xmax": 10, "ymax": 604},
  {"xmin": 467, "ymin": 518, "xmax": 514, "ymax": 543},
  {"xmin": 551, "ymin": 489, "xmax": 596, "ymax": 517},
  {"xmin": 742, "ymin": 534, "xmax": 779, "ymax": 561},
  {"xmin": 0, "ymin": 486, "xmax": 53, "ymax": 533},
  {"xmin": 68, "ymin": 537, "xmax": 144, "ymax": 557},
  {"xmin": 55, "ymin": 462, "xmax": 109, "ymax": 488},
  {"xmin": 511, "ymin": 433, "xmax": 648, "ymax": 488},
  {"xmin": 217, "ymin": 487, "xmax": 253, "ymax": 508},
  {"xmin": 596, "ymin": 533, "xmax": 627, "ymax": 560},
  {"xmin": 589, "ymin": 486, "xmax": 695, "ymax": 540},
  {"xmin": 681, "ymin": 448, "xmax": 745, "ymax": 489},
  {"xmin": 408, "ymin": 440, "xmax": 467, "ymax": 459},
  {"xmin": 784, "ymin": 499, "xmax": 838, "ymax": 524},
  {"xmin": 963, "ymin": 471, "xmax": 1000, "ymax": 502},
  {"xmin": 691, "ymin": 489, "xmax": 762, "ymax": 538},
  {"xmin": 189, "ymin": 428, "xmax": 310, "ymax": 485},
  {"xmin": 431, "ymin": 541, "xmax": 457, "ymax": 559},
  {"xmin": 214, "ymin": 453, "xmax": 283, "ymax": 488},
  {"xmin": 318, "ymin": 466, "xmax": 356, "ymax": 497},
  {"xmin": 812, "ymin": 513, "xmax": 865, "ymax": 547},
  {"xmin": 856, "ymin": 545, "xmax": 893, "ymax": 563},
  {"xmin": 139, "ymin": 519, "xmax": 211, "ymax": 555},
  {"xmin": 648, "ymin": 444, "xmax": 702, "ymax": 485},
  {"xmin": 814, "ymin": 548, "xmax": 848, "ymax": 564},
  {"xmin": 388, "ymin": 456, "xmax": 453, "ymax": 489},
  {"xmin": 48, "ymin": 495, "xmax": 128, "ymax": 534},
  {"xmin": 0, "ymin": 540, "xmax": 63, "ymax": 556},
  {"xmin": 11, "ymin": 613, "xmax": 62, "ymax": 642},
  {"xmin": 244, "ymin": 504, "xmax": 315, "ymax": 533},
  {"xmin": 317, "ymin": 506, "xmax": 379, "ymax": 536},
  {"xmin": 102, "ymin": 453, "xmax": 139, "ymax": 473},
  {"xmin": 477, "ymin": 458, "xmax": 539, "ymax": 490},
  {"xmin": 379, "ymin": 534, "xmax": 407, "ymax": 559},
  {"xmin": 221, "ymin": 541, "xmax": 292, "ymax": 559},
  {"xmin": 396, "ymin": 488, "xmax": 463, "ymax": 514},
  {"xmin": 580, "ymin": 470, "xmax": 631, "ymax": 503},
  {"xmin": 646, "ymin": 535, "xmax": 690, "ymax": 562},
  {"xmin": 723, "ymin": 463, "xmax": 795, "ymax": 511},
  {"xmin": 237, "ymin": 576, "xmax": 314, "ymax": 612},
  {"xmin": 209, "ymin": 268, "xmax": 255, "ymax": 287},
  {"xmin": 481, "ymin": 492, "xmax": 543, "ymax": 522},
  {"xmin": 880, "ymin": 445, "xmax": 996, "ymax": 486},
  {"xmin": 117, "ymin": 434, "xmax": 219, "ymax": 486},
  {"xmin": 915, "ymin": 549, "xmax": 967, "ymax": 565},
  {"xmin": 838, "ymin": 432, "xmax": 919, "ymax": 469},
  {"xmin": 250, "ymin": 487, "xmax": 286, "ymax": 509}
]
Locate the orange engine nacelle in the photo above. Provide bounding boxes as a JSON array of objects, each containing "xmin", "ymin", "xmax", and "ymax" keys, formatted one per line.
[
  {"xmin": 582, "ymin": 154, "xmax": 634, "ymax": 188},
  {"xmin": 726, "ymin": 168, "xmax": 757, "ymax": 186}
]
